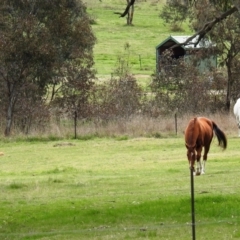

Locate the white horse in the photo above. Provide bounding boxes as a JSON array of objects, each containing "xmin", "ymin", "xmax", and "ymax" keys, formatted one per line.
[{"xmin": 233, "ymin": 98, "xmax": 240, "ymax": 137}]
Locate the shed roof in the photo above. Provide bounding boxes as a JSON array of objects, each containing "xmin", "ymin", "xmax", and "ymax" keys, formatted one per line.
[{"xmin": 156, "ymin": 35, "xmax": 214, "ymax": 50}]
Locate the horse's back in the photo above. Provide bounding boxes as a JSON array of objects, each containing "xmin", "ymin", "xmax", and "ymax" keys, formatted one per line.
[
  {"xmin": 198, "ymin": 117, "xmax": 214, "ymax": 141},
  {"xmin": 198, "ymin": 117, "xmax": 212, "ymax": 130}
]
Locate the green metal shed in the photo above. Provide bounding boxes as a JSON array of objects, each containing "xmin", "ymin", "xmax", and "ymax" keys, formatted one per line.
[{"xmin": 156, "ymin": 35, "xmax": 217, "ymax": 74}]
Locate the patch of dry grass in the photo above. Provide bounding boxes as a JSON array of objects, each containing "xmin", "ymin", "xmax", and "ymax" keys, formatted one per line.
[
  {"xmin": 56, "ymin": 112, "xmax": 238, "ymax": 139},
  {"xmin": 0, "ymin": 112, "xmax": 236, "ymax": 140}
]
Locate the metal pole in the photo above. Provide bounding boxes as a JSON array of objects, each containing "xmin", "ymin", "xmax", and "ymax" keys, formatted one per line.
[
  {"xmin": 139, "ymin": 54, "xmax": 142, "ymax": 69},
  {"xmin": 74, "ymin": 110, "xmax": 77, "ymax": 139},
  {"xmin": 190, "ymin": 166, "xmax": 196, "ymax": 240},
  {"xmin": 175, "ymin": 113, "xmax": 177, "ymax": 135}
]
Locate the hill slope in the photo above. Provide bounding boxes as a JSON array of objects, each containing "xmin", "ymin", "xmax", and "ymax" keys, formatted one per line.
[{"xmin": 87, "ymin": 0, "xmax": 192, "ymax": 78}]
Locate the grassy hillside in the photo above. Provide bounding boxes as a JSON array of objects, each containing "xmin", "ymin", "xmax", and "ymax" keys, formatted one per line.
[{"xmin": 87, "ymin": 0, "xmax": 192, "ymax": 78}]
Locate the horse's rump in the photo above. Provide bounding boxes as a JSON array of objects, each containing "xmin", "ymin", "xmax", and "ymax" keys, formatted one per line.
[{"xmin": 185, "ymin": 117, "xmax": 212, "ymax": 148}]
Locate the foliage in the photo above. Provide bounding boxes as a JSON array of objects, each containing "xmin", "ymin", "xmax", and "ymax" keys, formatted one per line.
[
  {"xmin": 93, "ymin": 75, "xmax": 143, "ymax": 120},
  {"xmin": 113, "ymin": 42, "xmax": 133, "ymax": 77},
  {"xmin": 159, "ymin": 0, "xmax": 189, "ymax": 31},
  {"xmin": 159, "ymin": 0, "xmax": 240, "ymax": 111},
  {"xmin": 0, "ymin": 0, "xmax": 96, "ymax": 136},
  {"xmin": 52, "ymin": 60, "xmax": 96, "ymax": 120},
  {"xmin": 189, "ymin": 0, "xmax": 234, "ymax": 11},
  {"xmin": 189, "ymin": 0, "xmax": 240, "ymax": 110},
  {"xmin": 207, "ymin": 14, "xmax": 240, "ymax": 103},
  {"xmin": 150, "ymin": 54, "xmax": 227, "ymax": 114}
]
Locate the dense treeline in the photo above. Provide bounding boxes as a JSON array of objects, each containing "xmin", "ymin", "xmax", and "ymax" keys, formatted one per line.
[
  {"xmin": 0, "ymin": 0, "xmax": 96, "ymax": 136},
  {"xmin": 0, "ymin": 0, "xmax": 239, "ymax": 136},
  {"xmin": 160, "ymin": 0, "xmax": 240, "ymax": 109}
]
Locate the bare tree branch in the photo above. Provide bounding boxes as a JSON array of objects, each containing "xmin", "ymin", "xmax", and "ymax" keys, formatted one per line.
[
  {"xmin": 172, "ymin": 6, "xmax": 238, "ymax": 48},
  {"xmin": 114, "ymin": 0, "xmax": 135, "ymax": 17}
]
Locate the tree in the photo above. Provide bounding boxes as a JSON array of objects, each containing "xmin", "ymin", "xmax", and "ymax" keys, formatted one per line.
[
  {"xmin": 0, "ymin": 0, "xmax": 96, "ymax": 136},
  {"xmin": 163, "ymin": 0, "xmax": 239, "ymax": 46},
  {"xmin": 189, "ymin": 0, "xmax": 240, "ymax": 111},
  {"xmin": 158, "ymin": 0, "xmax": 240, "ymax": 111},
  {"xmin": 125, "ymin": 0, "xmax": 135, "ymax": 25},
  {"xmin": 159, "ymin": 1, "xmax": 188, "ymax": 31},
  {"xmin": 114, "ymin": 0, "xmax": 135, "ymax": 25},
  {"xmin": 52, "ymin": 60, "xmax": 95, "ymax": 124},
  {"xmin": 205, "ymin": 16, "xmax": 240, "ymax": 110}
]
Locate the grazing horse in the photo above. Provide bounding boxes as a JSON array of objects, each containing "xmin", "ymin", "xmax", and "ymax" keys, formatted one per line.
[
  {"xmin": 185, "ymin": 117, "xmax": 227, "ymax": 175},
  {"xmin": 233, "ymin": 98, "xmax": 240, "ymax": 137}
]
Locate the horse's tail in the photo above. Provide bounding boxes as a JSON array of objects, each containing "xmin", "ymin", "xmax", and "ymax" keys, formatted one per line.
[{"xmin": 212, "ymin": 122, "xmax": 227, "ymax": 149}]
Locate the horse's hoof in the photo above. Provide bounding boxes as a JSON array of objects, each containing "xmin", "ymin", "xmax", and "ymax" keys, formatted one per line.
[{"xmin": 196, "ymin": 172, "xmax": 201, "ymax": 176}]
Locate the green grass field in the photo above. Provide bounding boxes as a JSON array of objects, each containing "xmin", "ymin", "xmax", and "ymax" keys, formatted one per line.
[
  {"xmin": 87, "ymin": 0, "xmax": 192, "ymax": 78},
  {"xmin": 0, "ymin": 137, "xmax": 239, "ymax": 239}
]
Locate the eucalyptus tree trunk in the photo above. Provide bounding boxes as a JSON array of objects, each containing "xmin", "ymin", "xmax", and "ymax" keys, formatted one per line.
[
  {"xmin": 4, "ymin": 83, "xmax": 17, "ymax": 136},
  {"xmin": 226, "ymin": 59, "xmax": 233, "ymax": 112},
  {"xmin": 126, "ymin": 0, "xmax": 134, "ymax": 25}
]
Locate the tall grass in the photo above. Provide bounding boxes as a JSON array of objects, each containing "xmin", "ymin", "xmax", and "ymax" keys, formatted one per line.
[{"xmin": 0, "ymin": 112, "xmax": 236, "ymax": 140}]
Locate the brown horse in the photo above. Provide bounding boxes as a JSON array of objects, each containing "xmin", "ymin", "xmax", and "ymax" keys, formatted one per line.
[{"xmin": 185, "ymin": 117, "xmax": 227, "ymax": 175}]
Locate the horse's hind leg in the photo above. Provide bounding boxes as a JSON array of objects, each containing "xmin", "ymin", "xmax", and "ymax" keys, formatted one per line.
[
  {"xmin": 196, "ymin": 146, "xmax": 202, "ymax": 175},
  {"xmin": 201, "ymin": 160, "xmax": 206, "ymax": 174},
  {"xmin": 202, "ymin": 145, "xmax": 210, "ymax": 174}
]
